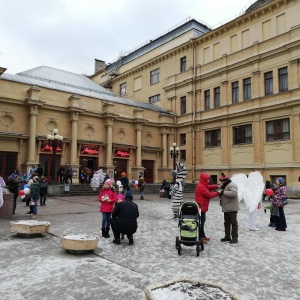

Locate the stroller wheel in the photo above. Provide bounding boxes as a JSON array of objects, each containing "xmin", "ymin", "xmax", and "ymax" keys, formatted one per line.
[
  {"xmin": 175, "ymin": 236, "xmax": 180, "ymax": 250},
  {"xmin": 199, "ymin": 238, "xmax": 204, "ymax": 251},
  {"xmin": 178, "ymin": 245, "xmax": 182, "ymax": 256}
]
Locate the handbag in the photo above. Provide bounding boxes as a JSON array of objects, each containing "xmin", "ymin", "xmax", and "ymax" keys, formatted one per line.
[{"xmin": 29, "ymin": 199, "xmax": 35, "ymax": 206}]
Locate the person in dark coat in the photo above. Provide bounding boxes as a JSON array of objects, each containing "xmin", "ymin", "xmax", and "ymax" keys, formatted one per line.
[
  {"xmin": 160, "ymin": 179, "xmax": 170, "ymax": 198},
  {"xmin": 119, "ymin": 172, "xmax": 129, "ymax": 196},
  {"xmin": 6, "ymin": 173, "xmax": 19, "ymax": 215},
  {"xmin": 36, "ymin": 164, "xmax": 43, "ymax": 177},
  {"xmin": 110, "ymin": 188, "xmax": 139, "ymax": 245}
]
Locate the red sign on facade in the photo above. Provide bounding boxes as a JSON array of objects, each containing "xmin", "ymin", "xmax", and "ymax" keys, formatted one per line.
[
  {"xmin": 114, "ymin": 150, "xmax": 130, "ymax": 157},
  {"xmin": 80, "ymin": 145, "xmax": 99, "ymax": 155},
  {"xmin": 40, "ymin": 141, "xmax": 62, "ymax": 153}
]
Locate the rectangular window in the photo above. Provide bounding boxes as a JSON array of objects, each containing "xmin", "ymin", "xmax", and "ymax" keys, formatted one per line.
[
  {"xmin": 150, "ymin": 69, "xmax": 160, "ymax": 85},
  {"xmin": 204, "ymin": 90, "xmax": 210, "ymax": 110},
  {"xmin": 265, "ymin": 71, "xmax": 273, "ymax": 95},
  {"xmin": 214, "ymin": 87, "xmax": 220, "ymax": 108},
  {"xmin": 233, "ymin": 125, "xmax": 252, "ymax": 144},
  {"xmin": 279, "ymin": 67, "xmax": 288, "ymax": 92},
  {"xmin": 232, "ymin": 81, "xmax": 239, "ymax": 103},
  {"xmin": 120, "ymin": 82, "xmax": 127, "ymax": 97},
  {"xmin": 180, "ymin": 150, "xmax": 186, "ymax": 161},
  {"xmin": 180, "ymin": 96, "xmax": 186, "ymax": 115},
  {"xmin": 266, "ymin": 118, "xmax": 290, "ymax": 141},
  {"xmin": 243, "ymin": 78, "xmax": 251, "ymax": 101},
  {"xmin": 180, "ymin": 133, "xmax": 186, "ymax": 145},
  {"xmin": 180, "ymin": 56, "xmax": 186, "ymax": 72},
  {"xmin": 149, "ymin": 94, "xmax": 160, "ymax": 104},
  {"xmin": 205, "ymin": 129, "xmax": 221, "ymax": 148}
]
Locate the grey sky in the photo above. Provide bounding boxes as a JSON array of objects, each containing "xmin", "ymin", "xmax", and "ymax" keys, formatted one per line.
[{"xmin": 0, "ymin": 0, "xmax": 253, "ymax": 75}]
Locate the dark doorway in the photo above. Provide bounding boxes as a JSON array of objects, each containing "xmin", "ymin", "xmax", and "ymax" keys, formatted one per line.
[
  {"xmin": 142, "ymin": 160, "xmax": 154, "ymax": 183},
  {"xmin": 113, "ymin": 159, "xmax": 128, "ymax": 182},
  {"xmin": 39, "ymin": 154, "xmax": 61, "ymax": 183},
  {"xmin": 0, "ymin": 152, "xmax": 17, "ymax": 182}
]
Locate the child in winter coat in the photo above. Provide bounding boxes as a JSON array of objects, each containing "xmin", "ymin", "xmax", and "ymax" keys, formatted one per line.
[
  {"xmin": 98, "ymin": 179, "xmax": 117, "ymax": 238},
  {"xmin": 39, "ymin": 176, "xmax": 48, "ymax": 206}
]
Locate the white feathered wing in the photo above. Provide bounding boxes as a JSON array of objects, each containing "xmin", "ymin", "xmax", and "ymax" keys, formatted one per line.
[
  {"xmin": 243, "ymin": 171, "xmax": 264, "ymax": 213},
  {"xmin": 231, "ymin": 173, "xmax": 248, "ymax": 201}
]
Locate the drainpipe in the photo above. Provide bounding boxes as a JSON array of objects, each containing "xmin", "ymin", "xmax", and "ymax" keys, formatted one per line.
[{"xmin": 190, "ymin": 38, "xmax": 196, "ymax": 183}]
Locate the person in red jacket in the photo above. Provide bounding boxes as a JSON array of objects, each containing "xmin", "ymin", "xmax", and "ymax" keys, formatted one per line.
[
  {"xmin": 195, "ymin": 173, "xmax": 219, "ymax": 243},
  {"xmin": 98, "ymin": 179, "xmax": 117, "ymax": 238}
]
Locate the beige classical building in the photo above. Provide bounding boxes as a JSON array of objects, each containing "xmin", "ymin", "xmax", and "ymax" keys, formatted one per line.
[
  {"xmin": 92, "ymin": 0, "xmax": 300, "ymax": 193},
  {"xmin": 0, "ymin": 66, "xmax": 177, "ymax": 184}
]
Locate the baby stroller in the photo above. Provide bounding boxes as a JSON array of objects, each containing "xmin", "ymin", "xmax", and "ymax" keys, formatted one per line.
[{"xmin": 175, "ymin": 201, "xmax": 204, "ymax": 256}]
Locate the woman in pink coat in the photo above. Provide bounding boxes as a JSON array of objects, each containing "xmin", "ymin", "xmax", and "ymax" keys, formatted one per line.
[
  {"xmin": 98, "ymin": 179, "xmax": 117, "ymax": 238},
  {"xmin": 195, "ymin": 173, "xmax": 219, "ymax": 243}
]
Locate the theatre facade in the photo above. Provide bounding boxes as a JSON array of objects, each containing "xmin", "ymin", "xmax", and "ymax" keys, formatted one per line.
[{"xmin": 0, "ymin": 66, "xmax": 176, "ymax": 184}]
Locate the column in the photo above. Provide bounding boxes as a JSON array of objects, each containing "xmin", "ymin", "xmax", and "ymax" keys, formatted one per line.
[
  {"xmin": 28, "ymin": 105, "xmax": 38, "ymax": 162},
  {"xmin": 135, "ymin": 122, "xmax": 143, "ymax": 167},
  {"xmin": 105, "ymin": 118, "xmax": 114, "ymax": 168},
  {"xmin": 70, "ymin": 115, "xmax": 78, "ymax": 165}
]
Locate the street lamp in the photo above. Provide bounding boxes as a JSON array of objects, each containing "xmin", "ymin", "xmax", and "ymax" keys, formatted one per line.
[
  {"xmin": 47, "ymin": 129, "xmax": 63, "ymax": 184},
  {"xmin": 170, "ymin": 142, "xmax": 180, "ymax": 184}
]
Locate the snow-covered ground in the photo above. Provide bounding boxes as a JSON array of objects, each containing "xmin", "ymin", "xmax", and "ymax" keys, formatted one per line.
[{"xmin": 0, "ymin": 194, "xmax": 299, "ymax": 300}]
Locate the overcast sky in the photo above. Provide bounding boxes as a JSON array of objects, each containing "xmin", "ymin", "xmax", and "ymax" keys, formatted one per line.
[{"xmin": 0, "ymin": 0, "xmax": 253, "ymax": 76}]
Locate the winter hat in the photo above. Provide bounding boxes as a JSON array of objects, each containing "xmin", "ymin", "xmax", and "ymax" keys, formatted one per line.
[
  {"xmin": 219, "ymin": 173, "xmax": 228, "ymax": 182},
  {"xmin": 104, "ymin": 179, "xmax": 113, "ymax": 187},
  {"xmin": 277, "ymin": 177, "xmax": 284, "ymax": 184},
  {"xmin": 33, "ymin": 176, "xmax": 40, "ymax": 183},
  {"xmin": 121, "ymin": 172, "xmax": 126, "ymax": 176}
]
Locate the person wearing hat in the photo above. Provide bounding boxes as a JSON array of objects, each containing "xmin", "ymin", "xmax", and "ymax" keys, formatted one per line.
[
  {"xmin": 98, "ymin": 179, "xmax": 117, "ymax": 238},
  {"xmin": 6, "ymin": 173, "xmax": 19, "ymax": 215},
  {"xmin": 119, "ymin": 172, "xmax": 129, "ymax": 196},
  {"xmin": 195, "ymin": 173, "xmax": 220, "ymax": 243},
  {"xmin": 271, "ymin": 177, "xmax": 287, "ymax": 231},
  {"xmin": 29, "ymin": 176, "xmax": 40, "ymax": 219},
  {"xmin": 218, "ymin": 173, "xmax": 240, "ymax": 244},
  {"xmin": 110, "ymin": 188, "xmax": 139, "ymax": 245}
]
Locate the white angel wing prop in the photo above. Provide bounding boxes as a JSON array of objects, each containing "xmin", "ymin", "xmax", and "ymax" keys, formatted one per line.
[
  {"xmin": 231, "ymin": 173, "xmax": 248, "ymax": 201},
  {"xmin": 243, "ymin": 171, "xmax": 264, "ymax": 213}
]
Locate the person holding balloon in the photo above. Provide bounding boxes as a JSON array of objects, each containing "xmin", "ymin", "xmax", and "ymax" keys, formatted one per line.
[{"xmin": 119, "ymin": 172, "xmax": 129, "ymax": 197}]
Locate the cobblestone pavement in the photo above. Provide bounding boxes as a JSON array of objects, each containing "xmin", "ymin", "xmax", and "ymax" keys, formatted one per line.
[{"xmin": 1, "ymin": 193, "xmax": 300, "ymax": 300}]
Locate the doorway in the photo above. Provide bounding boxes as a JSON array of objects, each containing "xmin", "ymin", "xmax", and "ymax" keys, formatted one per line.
[
  {"xmin": 113, "ymin": 159, "xmax": 128, "ymax": 182},
  {"xmin": 0, "ymin": 151, "xmax": 17, "ymax": 182},
  {"xmin": 39, "ymin": 154, "xmax": 61, "ymax": 183},
  {"xmin": 142, "ymin": 160, "xmax": 154, "ymax": 183}
]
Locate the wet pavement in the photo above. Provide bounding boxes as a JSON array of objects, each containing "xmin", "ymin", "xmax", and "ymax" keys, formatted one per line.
[{"xmin": 1, "ymin": 193, "xmax": 300, "ymax": 300}]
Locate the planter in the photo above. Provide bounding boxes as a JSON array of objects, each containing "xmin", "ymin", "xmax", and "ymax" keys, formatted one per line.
[
  {"xmin": 60, "ymin": 234, "xmax": 100, "ymax": 254},
  {"xmin": 10, "ymin": 220, "xmax": 51, "ymax": 237},
  {"xmin": 145, "ymin": 278, "xmax": 241, "ymax": 300}
]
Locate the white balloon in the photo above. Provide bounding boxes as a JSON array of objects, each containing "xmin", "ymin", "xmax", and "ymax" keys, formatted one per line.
[
  {"xmin": 135, "ymin": 180, "xmax": 138, "ymax": 184},
  {"xmin": 24, "ymin": 188, "xmax": 30, "ymax": 195},
  {"xmin": 116, "ymin": 180, "xmax": 121, "ymax": 186}
]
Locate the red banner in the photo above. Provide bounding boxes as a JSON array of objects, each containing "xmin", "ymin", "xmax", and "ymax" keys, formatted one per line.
[
  {"xmin": 114, "ymin": 150, "xmax": 130, "ymax": 157},
  {"xmin": 80, "ymin": 145, "xmax": 99, "ymax": 155},
  {"xmin": 40, "ymin": 142, "xmax": 62, "ymax": 153}
]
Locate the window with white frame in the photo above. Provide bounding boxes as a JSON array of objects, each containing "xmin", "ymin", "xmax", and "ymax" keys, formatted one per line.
[
  {"xmin": 243, "ymin": 78, "xmax": 251, "ymax": 101},
  {"xmin": 232, "ymin": 81, "xmax": 239, "ymax": 103},
  {"xmin": 214, "ymin": 87, "xmax": 220, "ymax": 108},
  {"xmin": 233, "ymin": 124, "xmax": 252, "ymax": 144},
  {"xmin": 180, "ymin": 56, "xmax": 186, "ymax": 72},
  {"xmin": 149, "ymin": 94, "xmax": 160, "ymax": 104},
  {"xmin": 204, "ymin": 90, "xmax": 210, "ymax": 110},
  {"xmin": 180, "ymin": 96, "xmax": 186, "ymax": 115},
  {"xmin": 279, "ymin": 67, "xmax": 288, "ymax": 92},
  {"xmin": 266, "ymin": 118, "xmax": 290, "ymax": 141},
  {"xmin": 205, "ymin": 129, "xmax": 221, "ymax": 148},
  {"xmin": 150, "ymin": 69, "xmax": 160, "ymax": 85},
  {"xmin": 120, "ymin": 82, "xmax": 127, "ymax": 97},
  {"xmin": 265, "ymin": 71, "xmax": 273, "ymax": 95}
]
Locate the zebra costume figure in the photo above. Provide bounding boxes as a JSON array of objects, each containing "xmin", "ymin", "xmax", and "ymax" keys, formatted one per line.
[{"xmin": 169, "ymin": 162, "xmax": 187, "ymax": 219}]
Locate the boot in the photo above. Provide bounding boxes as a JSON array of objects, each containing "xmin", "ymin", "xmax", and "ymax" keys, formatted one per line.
[
  {"xmin": 127, "ymin": 235, "xmax": 134, "ymax": 245},
  {"xmin": 105, "ymin": 227, "xmax": 110, "ymax": 238},
  {"xmin": 101, "ymin": 228, "xmax": 106, "ymax": 238}
]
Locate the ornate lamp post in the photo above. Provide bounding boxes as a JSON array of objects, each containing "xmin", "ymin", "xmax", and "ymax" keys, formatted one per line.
[
  {"xmin": 47, "ymin": 129, "xmax": 63, "ymax": 184},
  {"xmin": 170, "ymin": 142, "xmax": 180, "ymax": 184}
]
